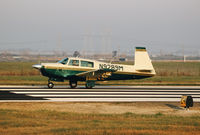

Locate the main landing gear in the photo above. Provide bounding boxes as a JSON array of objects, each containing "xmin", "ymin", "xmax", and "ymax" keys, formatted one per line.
[
  {"xmin": 47, "ymin": 79, "xmax": 95, "ymax": 89},
  {"xmin": 69, "ymin": 79, "xmax": 77, "ymax": 89},
  {"xmin": 85, "ymin": 80, "xmax": 95, "ymax": 89}
]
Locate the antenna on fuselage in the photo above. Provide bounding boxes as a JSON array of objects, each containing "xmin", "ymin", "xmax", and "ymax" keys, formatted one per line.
[{"xmin": 73, "ymin": 51, "xmax": 81, "ymax": 57}]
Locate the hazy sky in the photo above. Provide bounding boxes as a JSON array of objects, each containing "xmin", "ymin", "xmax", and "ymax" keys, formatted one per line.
[{"xmin": 0, "ymin": 0, "xmax": 200, "ymax": 54}]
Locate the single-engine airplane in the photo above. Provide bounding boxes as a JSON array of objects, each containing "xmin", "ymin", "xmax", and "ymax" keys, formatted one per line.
[{"xmin": 32, "ymin": 47, "xmax": 156, "ymax": 88}]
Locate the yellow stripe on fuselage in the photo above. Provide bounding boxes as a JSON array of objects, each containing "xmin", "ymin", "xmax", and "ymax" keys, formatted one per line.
[
  {"xmin": 44, "ymin": 66, "xmax": 93, "ymax": 72},
  {"xmin": 115, "ymin": 71, "xmax": 154, "ymax": 76},
  {"xmin": 135, "ymin": 49, "xmax": 146, "ymax": 52}
]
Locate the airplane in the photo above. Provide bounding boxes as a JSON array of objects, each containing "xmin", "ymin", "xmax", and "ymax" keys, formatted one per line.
[{"xmin": 32, "ymin": 47, "xmax": 156, "ymax": 88}]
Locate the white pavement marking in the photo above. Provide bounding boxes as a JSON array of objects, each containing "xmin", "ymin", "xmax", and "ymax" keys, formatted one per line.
[
  {"xmin": 1, "ymin": 86, "xmax": 200, "ymax": 102},
  {"xmin": 12, "ymin": 92, "xmax": 200, "ymax": 95},
  {"xmin": 29, "ymin": 95, "xmax": 198, "ymax": 98},
  {"xmin": 45, "ymin": 98, "xmax": 200, "ymax": 102}
]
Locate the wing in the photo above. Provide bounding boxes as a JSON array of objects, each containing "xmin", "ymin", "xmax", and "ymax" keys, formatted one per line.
[{"xmin": 76, "ymin": 69, "xmax": 116, "ymax": 80}]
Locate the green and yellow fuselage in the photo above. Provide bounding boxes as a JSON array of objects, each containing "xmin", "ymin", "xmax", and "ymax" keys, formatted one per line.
[
  {"xmin": 37, "ymin": 57, "xmax": 155, "ymax": 82},
  {"xmin": 33, "ymin": 47, "xmax": 156, "ymax": 88}
]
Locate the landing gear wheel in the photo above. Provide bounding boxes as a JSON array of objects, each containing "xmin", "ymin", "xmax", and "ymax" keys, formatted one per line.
[
  {"xmin": 69, "ymin": 80, "xmax": 77, "ymax": 89},
  {"xmin": 48, "ymin": 82, "xmax": 54, "ymax": 88},
  {"xmin": 85, "ymin": 85, "xmax": 93, "ymax": 89},
  {"xmin": 85, "ymin": 81, "xmax": 95, "ymax": 89}
]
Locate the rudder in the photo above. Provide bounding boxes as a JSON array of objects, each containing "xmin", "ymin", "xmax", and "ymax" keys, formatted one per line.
[{"xmin": 134, "ymin": 47, "xmax": 155, "ymax": 74}]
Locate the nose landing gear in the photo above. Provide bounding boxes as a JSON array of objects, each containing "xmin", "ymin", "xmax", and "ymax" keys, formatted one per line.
[{"xmin": 48, "ymin": 81, "xmax": 54, "ymax": 88}]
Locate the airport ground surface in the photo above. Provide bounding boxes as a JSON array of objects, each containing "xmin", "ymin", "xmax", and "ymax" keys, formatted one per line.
[
  {"xmin": 1, "ymin": 85, "xmax": 200, "ymax": 102},
  {"xmin": 1, "ymin": 86, "xmax": 200, "ymax": 135},
  {"xmin": 1, "ymin": 101, "xmax": 200, "ymax": 116}
]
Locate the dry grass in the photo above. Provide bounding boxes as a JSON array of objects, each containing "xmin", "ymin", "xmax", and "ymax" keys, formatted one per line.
[
  {"xmin": 153, "ymin": 62, "xmax": 200, "ymax": 76},
  {"xmin": 114, "ymin": 61, "xmax": 200, "ymax": 76},
  {"xmin": 0, "ymin": 62, "xmax": 40, "ymax": 76},
  {"xmin": 1, "ymin": 61, "xmax": 200, "ymax": 77},
  {"xmin": 0, "ymin": 102, "xmax": 200, "ymax": 135},
  {"xmin": 0, "ymin": 76, "xmax": 200, "ymax": 85},
  {"xmin": 0, "ymin": 61, "xmax": 200, "ymax": 85}
]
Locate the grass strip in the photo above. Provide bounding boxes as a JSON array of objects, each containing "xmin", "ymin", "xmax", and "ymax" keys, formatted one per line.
[
  {"xmin": 0, "ymin": 108, "xmax": 200, "ymax": 135},
  {"xmin": 0, "ymin": 76, "xmax": 200, "ymax": 85}
]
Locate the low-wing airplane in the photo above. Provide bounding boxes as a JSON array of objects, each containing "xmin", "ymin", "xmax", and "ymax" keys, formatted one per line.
[{"xmin": 32, "ymin": 47, "xmax": 156, "ymax": 88}]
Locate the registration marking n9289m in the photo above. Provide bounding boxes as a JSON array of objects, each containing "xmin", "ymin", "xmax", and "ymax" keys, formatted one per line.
[{"xmin": 99, "ymin": 64, "xmax": 123, "ymax": 71}]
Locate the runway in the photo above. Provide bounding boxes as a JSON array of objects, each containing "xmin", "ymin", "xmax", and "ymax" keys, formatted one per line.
[{"xmin": 0, "ymin": 86, "xmax": 200, "ymax": 102}]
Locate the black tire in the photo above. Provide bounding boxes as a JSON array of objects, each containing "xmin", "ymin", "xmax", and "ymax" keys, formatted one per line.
[
  {"xmin": 86, "ymin": 86, "xmax": 93, "ymax": 89},
  {"xmin": 85, "ymin": 81, "xmax": 95, "ymax": 89},
  {"xmin": 48, "ymin": 82, "xmax": 54, "ymax": 88},
  {"xmin": 69, "ymin": 80, "xmax": 77, "ymax": 89},
  {"xmin": 85, "ymin": 84, "xmax": 93, "ymax": 89}
]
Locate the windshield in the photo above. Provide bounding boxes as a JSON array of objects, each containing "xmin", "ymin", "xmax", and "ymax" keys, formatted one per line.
[{"xmin": 58, "ymin": 58, "xmax": 68, "ymax": 64}]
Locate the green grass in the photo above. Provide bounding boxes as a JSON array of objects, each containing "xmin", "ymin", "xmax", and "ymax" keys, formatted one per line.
[
  {"xmin": 0, "ymin": 61, "xmax": 200, "ymax": 85},
  {"xmin": 0, "ymin": 108, "xmax": 200, "ymax": 135}
]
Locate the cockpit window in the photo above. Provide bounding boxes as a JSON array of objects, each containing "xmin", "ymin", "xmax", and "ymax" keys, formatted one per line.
[
  {"xmin": 81, "ymin": 61, "xmax": 94, "ymax": 68},
  {"xmin": 68, "ymin": 60, "xmax": 79, "ymax": 66},
  {"xmin": 58, "ymin": 58, "xmax": 68, "ymax": 64}
]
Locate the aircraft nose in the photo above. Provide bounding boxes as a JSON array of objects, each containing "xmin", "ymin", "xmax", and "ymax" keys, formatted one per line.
[{"xmin": 32, "ymin": 64, "xmax": 42, "ymax": 69}]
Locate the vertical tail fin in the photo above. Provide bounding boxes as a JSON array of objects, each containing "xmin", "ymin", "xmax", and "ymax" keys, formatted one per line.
[{"xmin": 134, "ymin": 47, "xmax": 156, "ymax": 74}]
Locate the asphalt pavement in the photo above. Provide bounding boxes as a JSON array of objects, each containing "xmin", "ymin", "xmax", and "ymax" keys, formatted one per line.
[{"xmin": 0, "ymin": 85, "xmax": 200, "ymax": 102}]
